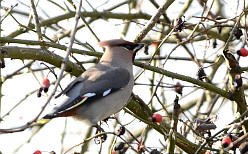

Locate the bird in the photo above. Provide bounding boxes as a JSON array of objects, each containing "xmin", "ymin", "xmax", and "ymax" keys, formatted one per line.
[{"xmin": 40, "ymin": 39, "xmax": 144, "ymax": 132}]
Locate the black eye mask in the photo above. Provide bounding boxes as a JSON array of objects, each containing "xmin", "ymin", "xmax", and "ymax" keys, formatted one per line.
[
  {"xmin": 117, "ymin": 43, "xmax": 144, "ymax": 62},
  {"xmin": 122, "ymin": 44, "xmax": 137, "ymax": 50},
  {"xmin": 130, "ymin": 44, "xmax": 144, "ymax": 62}
]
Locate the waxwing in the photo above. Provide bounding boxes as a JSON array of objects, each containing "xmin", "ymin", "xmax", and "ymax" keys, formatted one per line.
[{"xmin": 42, "ymin": 39, "xmax": 144, "ymax": 130}]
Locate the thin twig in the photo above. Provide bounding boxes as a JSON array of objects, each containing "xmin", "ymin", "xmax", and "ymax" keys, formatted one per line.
[
  {"xmin": 30, "ymin": 0, "xmax": 43, "ymax": 41},
  {"xmin": 134, "ymin": 0, "xmax": 175, "ymax": 43},
  {"xmin": 0, "ymin": 0, "xmax": 83, "ymax": 133}
]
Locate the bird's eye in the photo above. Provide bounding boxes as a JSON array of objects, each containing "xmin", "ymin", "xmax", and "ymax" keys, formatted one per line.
[{"xmin": 122, "ymin": 44, "xmax": 136, "ymax": 50}]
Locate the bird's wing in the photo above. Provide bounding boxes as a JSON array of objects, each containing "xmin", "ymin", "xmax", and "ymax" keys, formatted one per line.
[
  {"xmin": 43, "ymin": 67, "xmax": 131, "ymax": 119},
  {"xmin": 54, "ymin": 75, "xmax": 85, "ymax": 99}
]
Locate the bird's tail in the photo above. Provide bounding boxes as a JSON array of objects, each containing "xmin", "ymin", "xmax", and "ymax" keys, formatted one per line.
[
  {"xmin": 35, "ymin": 118, "xmax": 51, "ymax": 124},
  {"xmin": 35, "ymin": 115, "xmax": 54, "ymax": 124}
]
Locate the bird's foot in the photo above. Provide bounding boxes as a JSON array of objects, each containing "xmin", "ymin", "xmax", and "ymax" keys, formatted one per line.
[{"xmin": 94, "ymin": 124, "xmax": 107, "ymax": 144}]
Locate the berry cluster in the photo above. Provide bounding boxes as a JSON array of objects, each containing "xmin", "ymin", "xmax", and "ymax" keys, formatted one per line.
[{"xmin": 37, "ymin": 78, "xmax": 50, "ymax": 97}]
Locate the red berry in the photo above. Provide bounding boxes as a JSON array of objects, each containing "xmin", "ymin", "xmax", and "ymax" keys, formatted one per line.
[
  {"xmin": 237, "ymin": 48, "xmax": 248, "ymax": 57},
  {"xmin": 222, "ymin": 137, "xmax": 232, "ymax": 148},
  {"xmin": 152, "ymin": 113, "xmax": 163, "ymax": 123},
  {"xmin": 42, "ymin": 78, "xmax": 50, "ymax": 92},
  {"xmin": 33, "ymin": 150, "xmax": 42, "ymax": 154}
]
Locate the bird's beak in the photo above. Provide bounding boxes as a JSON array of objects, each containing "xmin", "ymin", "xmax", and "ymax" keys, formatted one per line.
[
  {"xmin": 132, "ymin": 44, "xmax": 144, "ymax": 62},
  {"xmin": 134, "ymin": 44, "xmax": 144, "ymax": 52}
]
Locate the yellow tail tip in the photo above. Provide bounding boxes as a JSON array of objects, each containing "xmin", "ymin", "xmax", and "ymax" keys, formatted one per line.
[{"xmin": 35, "ymin": 119, "xmax": 51, "ymax": 124}]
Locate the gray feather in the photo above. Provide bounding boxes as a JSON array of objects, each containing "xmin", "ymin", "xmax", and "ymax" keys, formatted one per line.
[{"xmin": 51, "ymin": 65, "xmax": 130, "ymax": 115}]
